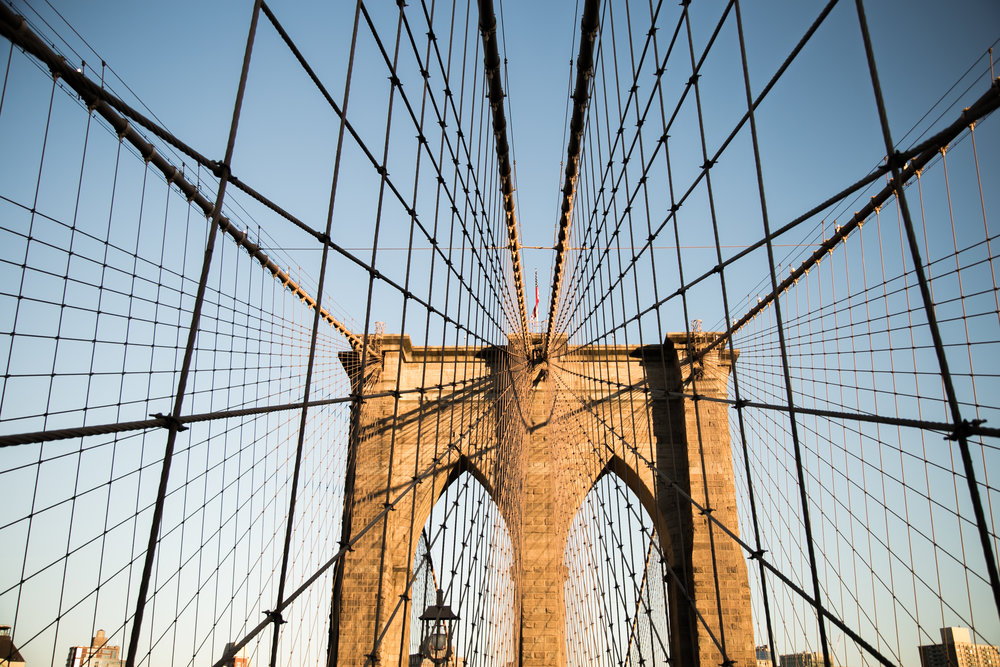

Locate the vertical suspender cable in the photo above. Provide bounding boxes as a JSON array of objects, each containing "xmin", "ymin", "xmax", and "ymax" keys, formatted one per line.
[
  {"xmin": 731, "ymin": 3, "xmax": 781, "ymax": 663},
  {"xmin": 853, "ymin": 0, "xmax": 1000, "ymax": 623},
  {"xmin": 263, "ymin": 0, "xmax": 358, "ymax": 661},
  {"xmin": 0, "ymin": 4, "xmax": 366, "ymax": 357},
  {"xmin": 323, "ymin": 2, "xmax": 363, "ymax": 665},
  {"xmin": 124, "ymin": 2, "xmax": 264, "ymax": 665}
]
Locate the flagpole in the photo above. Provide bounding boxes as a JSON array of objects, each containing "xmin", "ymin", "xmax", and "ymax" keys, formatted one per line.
[{"xmin": 532, "ymin": 268, "xmax": 539, "ymax": 334}]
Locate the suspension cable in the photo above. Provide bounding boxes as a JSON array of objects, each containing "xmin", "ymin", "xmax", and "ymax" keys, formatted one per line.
[
  {"xmin": 544, "ymin": 0, "xmax": 601, "ymax": 359},
  {"xmin": 477, "ymin": 0, "xmax": 529, "ymax": 342}
]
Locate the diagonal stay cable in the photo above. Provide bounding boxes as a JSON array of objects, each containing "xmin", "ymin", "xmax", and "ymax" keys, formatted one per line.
[
  {"xmin": 544, "ymin": 0, "xmax": 601, "ymax": 359},
  {"xmin": 212, "ymin": 369, "xmax": 516, "ymax": 667},
  {"xmin": 124, "ymin": 3, "xmax": 264, "ymax": 662},
  {"xmin": 573, "ymin": 78, "xmax": 1000, "ymax": 354},
  {"xmin": 0, "ymin": 4, "xmax": 367, "ymax": 353},
  {"xmin": 261, "ymin": 1, "xmax": 505, "ymax": 339},
  {"xmin": 852, "ymin": 0, "xmax": 1000, "ymax": 622},
  {"xmin": 477, "ymin": 0, "xmax": 529, "ymax": 340},
  {"xmin": 339, "ymin": 2, "xmax": 516, "ymax": 336},
  {"xmin": 551, "ymin": 360, "xmax": 1000, "ymax": 441},
  {"xmin": 548, "ymin": 363, "xmax": 900, "ymax": 667},
  {"xmin": 694, "ymin": 79, "xmax": 1000, "ymax": 360},
  {"xmin": 560, "ymin": 0, "xmax": 837, "ymax": 344},
  {"xmin": 262, "ymin": 1, "xmax": 513, "ymax": 341},
  {"xmin": 0, "ymin": 3, "xmax": 505, "ymax": 354},
  {"xmin": 397, "ymin": 2, "xmax": 521, "ymax": 334}
]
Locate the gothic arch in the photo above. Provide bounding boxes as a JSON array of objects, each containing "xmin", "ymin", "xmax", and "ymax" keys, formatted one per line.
[
  {"xmin": 564, "ymin": 460, "xmax": 671, "ymax": 665},
  {"xmin": 408, "ymin": 466, "xmax": 518, "ymax": 664},
  {"xmin": 591, "ymin": 453, "xmax": 671, "ymax": 557},
  {"xmin": 332, "ymin": 334, "xmax": 753, "ymax": 667}
]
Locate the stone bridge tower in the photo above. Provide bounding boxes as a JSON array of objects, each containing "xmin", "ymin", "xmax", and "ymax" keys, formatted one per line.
[{"xmin": 330, "ymin": 333, "xmax": 753, "ymax": 667}]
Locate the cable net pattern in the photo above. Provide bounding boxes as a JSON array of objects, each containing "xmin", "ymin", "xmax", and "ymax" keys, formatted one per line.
[
  {"xmin": 0, "ymin": 1, "xmax": 998, "ymax": 667},
  {"xmin": 550, "ymin": 1, "xmax": 1000, "ymax": 666}
]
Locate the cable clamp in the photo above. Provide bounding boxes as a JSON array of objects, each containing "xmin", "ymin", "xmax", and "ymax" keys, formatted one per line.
[
  {"xmin": 886, "ymin": 150, "xmax": 906, "ymax": 170},
  {"xmin": 263, "ymin": 609, "xmax": 286, "ymax": 625},
  {"xmin": 946, "ymin": 419, "xmax": 986, "ymax": 441},
  {"xmin": 151, "ymin": 413, "xmax": 188, "ymax": 432},
  {"xmin": 208, "ymin": 160, "xmax": 229, "ymax": 180},
  {"xmin": 750, "ymin": 549, "xmax": 766, "ymax": 561}
]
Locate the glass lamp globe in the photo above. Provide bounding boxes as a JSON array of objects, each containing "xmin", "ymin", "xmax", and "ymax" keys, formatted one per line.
[{"xmin": 422, "ymin": 628, "xmax": 450, "ymax": 662}]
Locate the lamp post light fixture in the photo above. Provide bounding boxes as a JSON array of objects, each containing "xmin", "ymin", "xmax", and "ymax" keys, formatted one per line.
[{"xmin": 418, "ymin": 588, "xmax": 459, "ymax": 664}]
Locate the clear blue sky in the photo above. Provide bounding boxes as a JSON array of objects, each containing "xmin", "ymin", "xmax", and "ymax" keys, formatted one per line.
[{"xmin": 16, "ymin": 0, "xmax": 999, "ymax": 334}]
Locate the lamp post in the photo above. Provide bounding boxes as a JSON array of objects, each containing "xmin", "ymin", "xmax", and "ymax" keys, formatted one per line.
[{"xmin": 418, "ymin": 588, "xmax": 459, "ymax": 665}]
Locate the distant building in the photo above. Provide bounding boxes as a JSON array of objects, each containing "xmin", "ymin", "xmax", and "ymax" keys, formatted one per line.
[
  {"xmin": 222, "ymin": 643, "xmax": 249, "ymax": 667},
  {"xmin": 919, "ymin": 627, "xmax": 1000, "ymax": 667},
  {"xmin": 757, "ymin": 645, "xmax": 774, "ymax": 667},
  {"xmin": 779, "ymin": 651, "xmax": 841, "ymax": 667},
  {"xmin": 65, "ymin": 629, "xmax": 123, "ymax": 667},
  {"xmin": 0, "ymin": 625, "xmax": 26, "ymax": 666}
]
